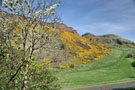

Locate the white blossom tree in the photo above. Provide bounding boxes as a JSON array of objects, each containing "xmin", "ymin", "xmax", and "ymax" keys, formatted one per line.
[{"xmin": 0, "ymin": 0, "xmax": 61, "ymax": 90}]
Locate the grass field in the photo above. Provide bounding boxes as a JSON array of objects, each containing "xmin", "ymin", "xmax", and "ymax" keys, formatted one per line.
[{"xmin": 55, "ymin": 48, "xmax": 135, "ymax": 89}]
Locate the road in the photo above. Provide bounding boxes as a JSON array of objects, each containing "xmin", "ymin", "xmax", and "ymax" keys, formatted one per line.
[{"xmin": 63, "ymin": 81, "xmax": 135, "ymax": 90}]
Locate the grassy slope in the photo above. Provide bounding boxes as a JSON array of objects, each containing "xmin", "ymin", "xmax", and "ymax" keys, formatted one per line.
[{"xmin": 56, "ymin": 48, "xmax": 135, "ymax": 89}]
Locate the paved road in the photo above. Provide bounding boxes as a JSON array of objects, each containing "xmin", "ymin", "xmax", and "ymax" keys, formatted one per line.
[
  {"xmin": 63, "ymin": 81, "xmax": 135, "ymax": 90},
  {"xmin": 79, "ymin": 83, "xmax": 135, "ymax": 90}
]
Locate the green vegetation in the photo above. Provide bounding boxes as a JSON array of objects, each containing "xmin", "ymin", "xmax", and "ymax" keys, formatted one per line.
[
  {"xmin": 0, "ymin": 0, "xmax": 61, "ymax": 90},
  {"xmin": 0, "ymin": 5, "xmax": 112, "ymax": 89},
  {"xmin": 0, "ymin": 1, "xmax": 135, "ymax": 90},
  {"xmin": 56, "ymin": 48, "xmax": 135, "ymax": 89}
]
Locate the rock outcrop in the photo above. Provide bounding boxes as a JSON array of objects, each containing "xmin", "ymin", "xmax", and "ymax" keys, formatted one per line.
[{"xmin": 82, "ymin": 33, "xmax": 135, "ymax": 48}]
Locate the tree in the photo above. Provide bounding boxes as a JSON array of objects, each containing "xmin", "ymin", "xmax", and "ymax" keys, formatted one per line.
[{"xmin": 0, "ymin": 0, "xmax": 61, "ymax": 90}]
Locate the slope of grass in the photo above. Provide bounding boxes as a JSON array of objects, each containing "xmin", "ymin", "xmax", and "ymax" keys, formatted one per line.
[{"xmin": 56, "ymin": 48, "xmax": 135, "ymax": 89}]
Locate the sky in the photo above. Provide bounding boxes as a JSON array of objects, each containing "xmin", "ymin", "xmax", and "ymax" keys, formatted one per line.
[{"xmin": 57, "ymin": 0, "xmax": 135, "ymax": 42}]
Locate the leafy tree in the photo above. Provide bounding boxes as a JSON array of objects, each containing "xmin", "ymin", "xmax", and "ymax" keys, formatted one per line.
[{"xmin": 0, "ymin": 0, "xmax": 61, "ymax": 90}]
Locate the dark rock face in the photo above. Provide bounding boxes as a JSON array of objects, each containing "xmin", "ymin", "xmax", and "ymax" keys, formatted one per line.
[
  {"xmin": 57, "ymin": 24, "xmax": 78, "ymax": 34},
  {"xmin": 113, "ymin": 39, "xmax": 123, "ymax": 45},
  {"xmin": 47, "ymin": 23, "xmax": 78, "ymax": 34}
]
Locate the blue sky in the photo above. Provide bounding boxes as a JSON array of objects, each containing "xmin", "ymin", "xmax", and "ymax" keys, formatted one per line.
[{"xmin": 57, "ymin": 0, "xmax": 135, "ymax": 42}]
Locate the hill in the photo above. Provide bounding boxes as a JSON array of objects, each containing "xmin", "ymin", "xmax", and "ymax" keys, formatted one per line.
[
  {"xmin": 0, "ymin": 10, "xmax": 78, "ymax": 34},
  {"xmin": 34, "ymin": 30, "xmax": 111, "ymax": 68},
  {"xmin": 0, "ymin": 10, "xmax": 111, "ymax": 68},
  {"xmin": 82, "ymin": 33, "xmax": 135, "ymax": 48}
]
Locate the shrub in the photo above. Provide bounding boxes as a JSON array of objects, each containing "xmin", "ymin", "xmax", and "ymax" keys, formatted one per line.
[
  {"xmin": 0, "ymin": 59, "xmax": 61, "ymax": 90},
  {"xmin": 131, "ymin": 61, "xmax": 135, "ymax": 67},
  {"xmin": 60, "ymin": 43, "xmax": 66, "ymax": 49},
  {"xmin": 70, "ymin": 64, "xmax": 76, "ymax": 68},
  {"xmin": 127, "ymin": 52, "xmax": 135, "ymax": 58}
]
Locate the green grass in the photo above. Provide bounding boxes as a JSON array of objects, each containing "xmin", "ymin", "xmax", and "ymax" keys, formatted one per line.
[{"xmin": 55, "ymin": 48, "xmax": 135, "ymax": 89}]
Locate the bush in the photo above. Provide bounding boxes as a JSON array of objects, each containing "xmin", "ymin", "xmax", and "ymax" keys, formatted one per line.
[
  {"xmin": 127, "ymin": 52, "xmax": 135, "ymax": 58},
  {"xmin": 27, "ymin": 66, "xmax": 61, "ymax": 90},
  {"xmin": 0, "ymin": 60, "xmax": 61, "ymax": 90},
  {"xmin": 70, "ymin": 64, "xmax": 75, "ymax": 68},
  {"xmin": 131, "ymin": 61, "xmax": 135, "ymax": 67},
  {"xmin": 60, "ymin": 43, "xmax": 66, "ymax": 49}
]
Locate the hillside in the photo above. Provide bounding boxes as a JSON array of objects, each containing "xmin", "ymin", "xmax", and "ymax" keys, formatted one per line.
[
  {"xmin": 82, "ymin": 33, "xmax": 135, "ymax": 48},
  {"xmin": 35, "ymin": 30, "xmax": 111, "ymax": 68},
  {"xmin": 0, "ymin": 10, "xmax": 78, "ymax": 34},
  {"xmin": 0, "ymin": 10, "xmax": 111, "ymax": 68},
  {"xmin": 57, "ymin": 48, "xmax": 135, "ymax": 89}
]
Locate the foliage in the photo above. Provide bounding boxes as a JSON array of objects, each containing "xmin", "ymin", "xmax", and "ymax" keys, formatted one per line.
[
  {"xmin": 0, "ymin": 0, "xmax": 61, "ymax": 89},
  {"xmin": 0, "ymin": 17, "xmax": 61, "ymax": 90},
  {"xmin": 26, "ymin": 60, "xmax": 61, "ymax": 90},
  {"xmin": 0, "ymin": 58, "xmax": 61, "ymax": 90}
]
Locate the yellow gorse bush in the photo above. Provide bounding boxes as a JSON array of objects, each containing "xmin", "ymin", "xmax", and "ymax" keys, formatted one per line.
[
  {"xmin": 14, "ymin": 26, "xmax": 21, "ymax": 33},
  {"xmin": 58, "ymin": 30, "xmax": 112, "ymax": 66},
  {"xmin": 42, "ymin": 60, "xmax": 53, "ymax": 66},
  {"xmin": 59, "ymin": 63, "xmax": 76, "ymax": 69},
  {"xmin": 130, "ymin": 46, "xmax": 135, "ymax": 48},
  {"xmin": 59, "ymin": 65, "xmax": 66, "ymax": 69}
]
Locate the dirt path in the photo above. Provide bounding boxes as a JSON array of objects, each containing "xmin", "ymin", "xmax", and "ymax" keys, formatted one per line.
[{"xmin": 63, "ymin": 81, "xmax": 135, "ymax": 90}]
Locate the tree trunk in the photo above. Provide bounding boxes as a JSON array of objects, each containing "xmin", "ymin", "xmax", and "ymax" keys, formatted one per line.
[{"xmin": 23, "ymin": 62, "xmax": 29, "ymax": 90}]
